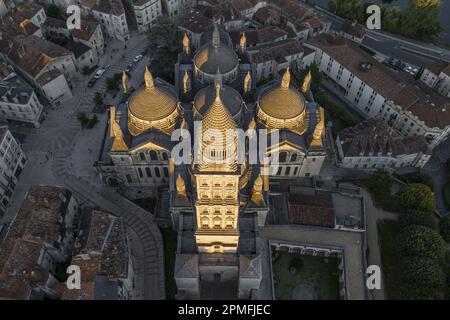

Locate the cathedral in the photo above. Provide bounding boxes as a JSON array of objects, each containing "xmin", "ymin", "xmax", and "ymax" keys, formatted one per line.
[{"xmin": 97, "ymin": 24, "xmax": 326, "ymax": 299}]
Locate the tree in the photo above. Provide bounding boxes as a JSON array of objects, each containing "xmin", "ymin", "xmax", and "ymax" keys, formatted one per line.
[
  {"xmin": 399, "ymin": 256, "xmax": 446, "ymax": 299},
  {"xmin": 328, "ymin": 0, "xmax": 363, "ymax": 23},
  {"xmin": 439, "ymin": 215, "xmax": 450, "ymax": 242},
  {"xmin": 399, "ymin": 209, "xmax": 436, "ymax": 230},
  {"xmin": 400, "ymin": 1, "xmax": 442, "ymax": 41},
  {"xmin": 106, "ymin": 73, "xmax": 120, "ymax": 91},
  {"xmin": 381, "ymin": 6, "xmax": 403, "ymax": 33},
  {"xmin": 46, "ymin": 4, "xmax": 61, "ymax": 18},
  {"xmin": 397, "ymin": 183, "xmax": 436, "ymax": 212},
  {"xmin": 397, "ymin": 224, "xmax": 446, "ymax": 261},
  {"xmin": 366, "ymin": 170, "xmax": 393, "ymax": 196},
  {"xmin": 94, "ymin": 92, "xmax": 103, "ymax": 107},
  {"xmin": 147, "ymin": 16, "xmax": 181, "ymax": 82}
]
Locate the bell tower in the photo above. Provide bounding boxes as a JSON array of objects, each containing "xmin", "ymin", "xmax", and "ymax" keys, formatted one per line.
[{"xmin": 193, "ymin": 83, "xmax": 240, "ymax": 253}]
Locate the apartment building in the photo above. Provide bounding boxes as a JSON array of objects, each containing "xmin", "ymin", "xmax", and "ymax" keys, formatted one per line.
[
  {"xmin": 336, "ymin": 117, "xmax": 431, "ymax": 170},
  {"xmin": 123, "ymin": 0, "xmax": 162, "ymax": 33},
  {"xmin": 305, "ymin": 34, "xmax": 450, "ymax": 148},
  {"xmin": 82, "ymin": 0, "xmax": 130, "ymax": 42},
  {"xmin": 161, "ymin": 0, "xmax": 194, "ymax": 18},
  {"xmin": 0, "ymin": 59, "xmax": 45, "ymax": 127},
  {"xmin": 420, "ymin": 61, "xmax": 450, "ymax": 98},
  {"xmin": 0, "ymin": 32, "xmax": 75, "ymax": 104},
  {"xmin": 0, "ymin": 125, "xmax": 26, "ymax": 218}
]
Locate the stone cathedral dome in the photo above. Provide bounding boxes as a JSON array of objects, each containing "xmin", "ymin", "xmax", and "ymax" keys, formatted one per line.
[
  {"xmin": 128, "ymin": 67, "xmax": 179, "ymax": 135},
  {"xmin": 257, "ymin": 68, "xmax": 306, "ymax": 131},
  {"xmin": 193, "ymin": 24, "xmax": 239, "ymax": 81}
]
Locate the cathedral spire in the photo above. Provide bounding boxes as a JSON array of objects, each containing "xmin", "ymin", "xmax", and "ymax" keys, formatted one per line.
[
  {"xmin": 302, "ymin": 70, "xmax": 312, "ymax": 93},
  {"xmin": 145, "ymin": 66, "xmax": 154, "ymax": 90},
  {"xmin": 244, "ymin": 71, "xmax": 251, "ymax": 94},
  {"xmin": 122, "ymin": 71, "xmax": 127, "ymax": 94},
  {"xmin": 183, "ymin": 70, "xmax": 190, "ymax": 94},
  {"xmin": 240, "ymin": 32, "xmax": 246, "ymax": 52},
  {"xmin": 182, "ymin": 32, "xmax": 190, "ymax": 55},
  {"xmin": 281, "ymin": 67, "xmax": 290, "ymax": 90}
]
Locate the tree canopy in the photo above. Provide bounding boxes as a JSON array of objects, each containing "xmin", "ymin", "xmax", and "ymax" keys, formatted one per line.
[
  {"xmin": 439, "ymin": 215, "xmax": 450, "ymax": 243},
  {"xmin": 397, "ymin": 224, "xmax": 446, "ymax": 261},
  {"xmin": 397, "ymin": 183, "xmax": 436, "ymax": 212},
  {"xmin": 147, "ymin": 16, "xmax": 182, "ymax": 83},
  {"xmin": 329, "ymin": 0, "xmax": 442, "ymax": 41},
  {"xmin": 399, "ymin": 256, "xmax": 446, "ymax": 299},
  {"xmin": 399, "ymin": 209, "xmax": 436, "ymax": 230},
  {"xmin": 366, "ymin": 170, "xmax": 393, "ymax": 196}
]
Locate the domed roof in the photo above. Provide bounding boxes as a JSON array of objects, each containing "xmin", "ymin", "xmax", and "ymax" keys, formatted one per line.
[
  {"xmin": 194, "ymin": 83, "xmax": 242, "ymax": 118},
  {"xmin": 128, "ymin": 67, "xmax": 178, "ymax": 122},
  {"xmin": 194, "ymin": 25, "xmax": 238, "ymax": 75},
  {"xmin": 258, "ymin": 68, "xmax": 305, "ymax": 120},
  {"xmin": 198, "ymin": 83, "xmax": 238, "ymax": 172},
  {"xmin": 202, "ymin": 84, "xmax": 237, "ymax": 133}
]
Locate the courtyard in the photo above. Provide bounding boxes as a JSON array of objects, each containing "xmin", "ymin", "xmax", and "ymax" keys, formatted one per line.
[{"xmin": 271, "ymin": 251, "xmax": 341, "ymax": 300}]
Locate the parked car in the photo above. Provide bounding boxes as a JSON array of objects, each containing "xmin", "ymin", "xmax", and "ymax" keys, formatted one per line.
[
  {"xmin": 94, "ymin": 67, "xmax": 107, "ymax": 79},
  {"xmin": 133, "ymin": 54, "xmax": 143, "ymax": 63},
  {"xmin": 125, "ymin": 63, "xmax": 133, "ymax": 74},
  {"xmin": 87, "ymin": 77, "xmax": 97, "ymax": 88}
]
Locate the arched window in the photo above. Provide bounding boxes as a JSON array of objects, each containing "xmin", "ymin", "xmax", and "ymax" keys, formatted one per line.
[
  {"xmin": 279, "ymin": 152, "xmax": 287, "ymax": 163},
  {"xmin": 201, "ymin": 217, "xmax": 210, "ymax": 228},
  {"xmin": 162, "ymin": 152, "xmax": 168, "ymax": 161},
  {"xmin": 139, "ymin": 152, "xmax": 146, "ymax": 161},
  {"xmin": 154, "ymin": 167, "xmax": 160, "ymax": 177},
  {"xmin": 291, "ymin": 153, "xmax": 297, "ymax": 162},
  {"xmin": 213, "ymin": 216, "xmax": 222, "ymax": 228},
  {"xmin": 149, "ymin": 150, "xmax": 158, "ymax": 161}
]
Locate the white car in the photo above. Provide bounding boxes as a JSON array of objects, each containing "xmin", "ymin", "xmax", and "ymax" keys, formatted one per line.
[
  {"xmin": 94, "ymin": 68, "xmax": 107, "ymax": 79},
  {"xmin": 133, "ymin": 55, "xmax": 143, "ymax": 63}
]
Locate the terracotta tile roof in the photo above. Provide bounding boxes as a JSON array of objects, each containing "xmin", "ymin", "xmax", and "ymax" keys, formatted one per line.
[
  {"xmin": 0, "ymin": 186, "xmax": 70, "ymax": 272},
  {"xmin": 441, "ymin": 64, "xmax": 450, "ymax": 77},
  {"xmin": 306, "ymin": 16, "xmax": 323, "ymax": 29},
  {"xmin": 57, "ymin": 210, "xmax": 128, "ymax": 300},
  {"xmin": 0, "ymin": 33, "xmax": 72, "ymax": 78},
  {"xmin": 229, "ymin": 26, "xmax": 287, "ymax": 46},
  {"xmin": 179, "ymin": 8, "xmax": 212, "ymax": 34},
  {"xmin": 339, "ymin": 116, "xmax": 431, "ymax": 157},
  {"xmin": 230, "ymin": 0, "xmax": 253, "ymax": 12},
  {"xmin": 44, "ymin": 17, "xmax": 67, "ymax": 29},
  {"xmin": 289, "ymin": 193, "xmax": 335, "ymax": 228},
  {"xmin": 253, "ymin": 7, "xmax": 281, "ymax": 23},
  {"xmin": 340, "ymin": 20, "xmax": 365, "ymax": 38},
  {"xmin": 0, "ymin": 239, "xmax": 42, "ymax": 300},
  {"xmin": 72, "ymin": 17, "xmax": 99, "ymax": 41},
  {"xmin": 426, "ymin": 60, "xmax": 449, "ymax": 75},
  {"xmin": 82, "ymin": 0, "xmax": 125, "ymax": 16},
  {"xmin": 252, "ymin": 39, "xmax": 303, "ymax": 64},
  {"xmin": 12, "ymin": 0, "xmax": 43, "ymax": 20}
]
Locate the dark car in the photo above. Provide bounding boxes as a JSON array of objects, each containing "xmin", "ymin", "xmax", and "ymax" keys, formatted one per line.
[
  {"xmin": 87, "ymin": 78, "xmax": 97, "ymax": 88},
  {"xmin": 125, "ymin": 63, "xmax": 133, "ymax": 74}
]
